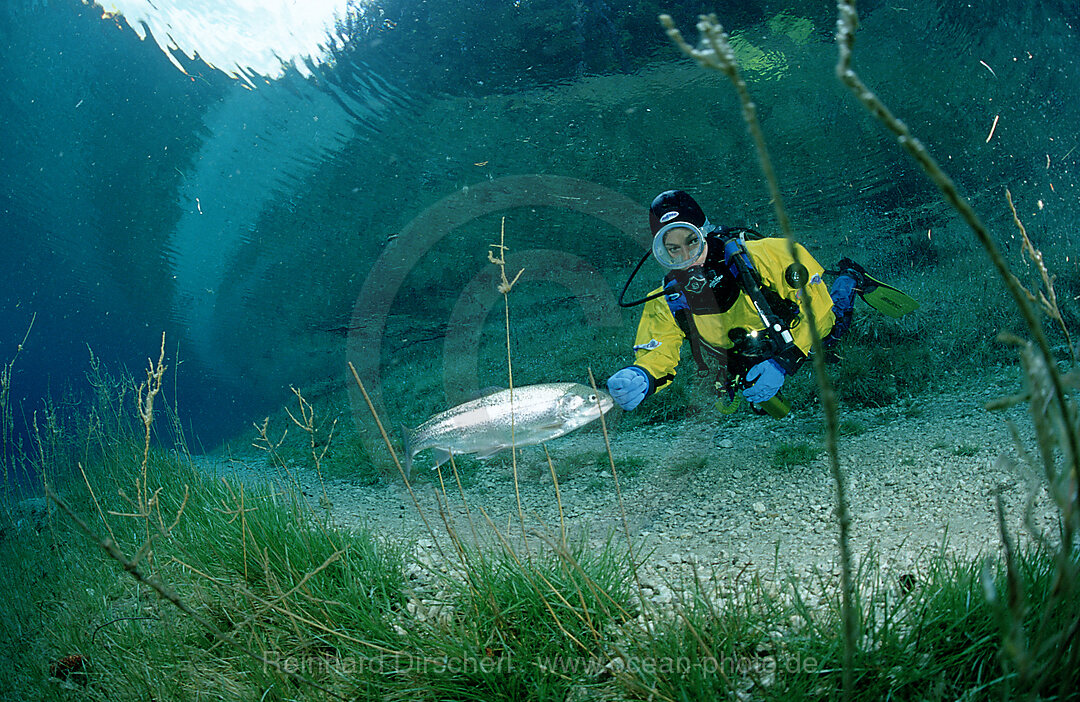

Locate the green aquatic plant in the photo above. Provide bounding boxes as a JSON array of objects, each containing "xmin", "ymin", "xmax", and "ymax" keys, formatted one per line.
[
  {"xmin": 665, "ymin": 454, "xmax": 705, "ymax": 478},
  {"xmin": 253, "ymin": 385, "xmax": 384, "ymax": 488},
  {"xmin": 771, "ymin": 441, "xmax": 821, "ymax": 470},
  {"xmin": 6, "ymin": 3, "xmax": 1080, "ymax": 699},
  {"xmin": 620, "ymin": 564, "xmax": 780, "ymax": 700},
  {"xmin": 663, "ymin": 2, "xmax": 1080, "ymax": 697},
  {"xmin": 837, "ymin": 418, "xmax": 866, "ymax": 436},
  {"xmin": 415, "ymin": 534, "xmax": 636, "ymax": 700},
  {"xmin": 830, "ymin": 317, "xmax": 938, "ymax": 408},
  {"xmin": 599, "ymin": 452, "xmax": 646, "ymax": 478},
  {"xmin": 661, "ymin": 11, "xmax": 860, "ymax": 695},
  {"xmin": 0, "ymin": 314, "xmax": 35, "ymax": 505}
]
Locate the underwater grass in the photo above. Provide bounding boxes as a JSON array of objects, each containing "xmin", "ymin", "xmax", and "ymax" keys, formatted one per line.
[
  {"xmin": 2, "ymin": 312, "xmax": 1078, "ymax": 701},
  {"xmin": 400, "ymin": 535, "xmax": 637, "ymax": 701},
  {"xmin": 4, "ymin": 452, "xmax": 411, "ymax": 699},
  {"xmin": 253, "ymin": 387, "xmax": 382, "ymax": 486},
  {"xmin": 3, "ymin": 4, "xmax": 1080, "ymax": 701},
  {"xmin": 619, "ymin": 566, "xmax": 783, "ymax": 700},
  {"xmin": 614, "ymin": 545, "xmax": 1080, "ymax": 701},
  {"xmin": 7, "ymin": 459, "xmax": 1077, "ymax": 701},
  {"xmin": 771, "ymin": 441, "xmax": 820, "ymax": 470},
  {"xmin": 838, "ymin": 418, "xmax": 866, "ymax": 437},
  {"xmin": 664, "ymin": 3, "xmax": 1079, "ymax": 699},
  {"xmin": 771, "ymin": 545, "xmax": 1080, "ymax": 700}
]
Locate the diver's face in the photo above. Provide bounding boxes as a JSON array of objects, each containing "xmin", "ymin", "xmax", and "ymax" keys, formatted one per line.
[{"xmin": 663, "ymin": 228, "xmax": 707, "ymax": 266}]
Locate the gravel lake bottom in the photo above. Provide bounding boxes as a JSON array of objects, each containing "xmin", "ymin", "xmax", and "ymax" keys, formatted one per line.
[{"xmin": 204, "ymin": 364, "xmax": 1061, "ymax": 609}]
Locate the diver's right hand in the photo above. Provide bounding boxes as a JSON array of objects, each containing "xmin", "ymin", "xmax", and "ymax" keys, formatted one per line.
[{"xmin": 607, "ymin": 366, "xmax": 652, "ymax": 411}]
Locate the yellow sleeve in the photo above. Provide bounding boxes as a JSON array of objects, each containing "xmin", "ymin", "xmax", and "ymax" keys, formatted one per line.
[
  {"xmin": 746, "ymin": 239, "xmax": 836, "ymax": 356},
  {"xmin": 630, "ymin": 290, "xmax": 686, "ymax": 393}
]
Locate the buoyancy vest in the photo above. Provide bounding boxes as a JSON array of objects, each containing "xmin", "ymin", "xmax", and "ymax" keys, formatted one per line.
[{"xmin": 663, "ymin": 232, "xmax": 804, "ymax": 382}]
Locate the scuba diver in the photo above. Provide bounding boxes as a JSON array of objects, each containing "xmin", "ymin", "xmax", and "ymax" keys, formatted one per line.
[{"xmin": 607, "ymin": 189, "xmax": 918, "ymax": 417}]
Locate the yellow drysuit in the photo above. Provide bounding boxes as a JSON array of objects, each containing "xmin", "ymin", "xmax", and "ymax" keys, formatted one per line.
[{"xmin": 631, "ymin": 237, "xmax": 836, "ymax": 392}]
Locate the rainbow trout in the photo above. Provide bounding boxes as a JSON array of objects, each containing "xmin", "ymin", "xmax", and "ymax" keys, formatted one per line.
[{"xmin": 402, "ymin": 383, "xmax": 614, "ymax": 477}]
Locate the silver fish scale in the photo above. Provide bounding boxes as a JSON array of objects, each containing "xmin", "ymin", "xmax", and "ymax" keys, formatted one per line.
[{"xmin": 405, "ymin": 382, "xmax": 614, "ymax": 473}]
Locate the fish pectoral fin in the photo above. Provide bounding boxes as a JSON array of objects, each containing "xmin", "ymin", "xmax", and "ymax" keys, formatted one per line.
[
  {"xmin": 538, "ymin": 420, "xmax": 567, "ymax": 431},
  {"xmin": 432, "ymin": 448, "xmax": 453, "ymax": 468},
  {"xmin": 474, "ymin": 445, "xmax": 508, "ymax": 460}
]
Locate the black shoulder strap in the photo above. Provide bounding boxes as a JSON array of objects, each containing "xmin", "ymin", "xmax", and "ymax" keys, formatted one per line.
[
  {"xmin": 724, "ymin": 238, "xmax": 800, "ymax": 369},
  {"xmin": 672, "ymin": 306, "xmax": 729, "ymax": 378}
]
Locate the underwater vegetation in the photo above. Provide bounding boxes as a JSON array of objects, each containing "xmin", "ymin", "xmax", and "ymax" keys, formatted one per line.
[
  {"xmin": 2, "ymin": 4, "xmax": 1079, "ymax": 702},
  {"xmin": 1, "ymin": 334, "xmax": 1077, "ymax": 699}
]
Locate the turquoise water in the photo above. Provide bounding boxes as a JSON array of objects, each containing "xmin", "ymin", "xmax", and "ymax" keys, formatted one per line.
[{"xmin": 1, "ymin": 0, "xmax": 1078, "ymax": 460}]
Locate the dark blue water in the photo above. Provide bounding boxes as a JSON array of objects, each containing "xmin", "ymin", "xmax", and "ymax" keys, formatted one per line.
[{"xmin": 2, "ymin": 0, "xmax": 1079, "ymax": 469}]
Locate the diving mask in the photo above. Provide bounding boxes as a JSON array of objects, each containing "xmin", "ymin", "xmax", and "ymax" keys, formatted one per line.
[{"xmin": 652, "ymin": 221, "xmax": 707, "ymax": 270}]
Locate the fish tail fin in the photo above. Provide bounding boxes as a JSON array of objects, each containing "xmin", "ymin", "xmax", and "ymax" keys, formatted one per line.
[{"xmin": 400, "ymin": 423, "xmax": 413, "ymax": 481}]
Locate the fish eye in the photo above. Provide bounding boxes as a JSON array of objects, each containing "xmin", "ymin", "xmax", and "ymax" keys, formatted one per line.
[{"xmin": 588, "ymin": 394, "xmax": 598, "ymax": 402}]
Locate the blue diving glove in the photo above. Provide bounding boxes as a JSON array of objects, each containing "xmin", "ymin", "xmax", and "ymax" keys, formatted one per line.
[
  {"xmin": 828, "ymin": 273, "xmax": 858, "ymax": 340},
  {"xmin": 743, "ymin": 359, "xmax": 785, "ymax": 403},
  {"xmin": 606, "ymin": 366, "xmax": 652, "ymax": 411}
]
